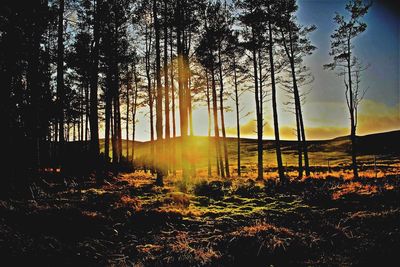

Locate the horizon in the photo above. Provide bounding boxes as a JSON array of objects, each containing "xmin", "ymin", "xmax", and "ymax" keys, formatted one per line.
[{"xmin": 94, "ymin": 129, "xmax": 400, "ymax": 143}]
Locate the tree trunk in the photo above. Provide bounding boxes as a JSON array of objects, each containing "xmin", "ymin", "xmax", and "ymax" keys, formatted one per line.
[
  {"xmin": 268, "ymin": 20, "xmax": 285, "ymax": 183},
  {"xmin": 164, "ymin": 0, "xmax": 170, "ymax": 173},
  {"xmin": 217, "ymin": 49, "xmax": 230, "ymax": 178},
  {"xmin": 170, "ymin": 29, "xmax": 176, "ymax": 176},
  {"xmin": 295, "ymin": 104, "xmax": 303, "ymax": 178},
  {"xmin": 105, "ymin": 89, "xmax": 111, "ymax": 164},
  {"xmin": 233, "ymin": 57, "xmax": 241, "ymax": 177},
  {"xmin": 347, "ymin": 38, "xmax": 358, "ymax": 179},
  {"xmin": 131, "ymin": 68, "xmax": 139, "ymax": 163},
  {"xmin": 211, "ymin": 67, "xmax": 225, "ymax": 178},
  {"xmin": 206, "ymin": 70, "xmax": 212, "ymax": 177},
  {"xmin": 258, "ymin": 49, "xmax": 264, "ymax": 179},
  {"xmin": 252, "ymin": 29, "xmax": 262, "ymax": 181},
  {"xmin": 57, "ymin": 0, "xmax": 65, "ymax": 166},
  {"xmin": 89, "ymin": 0, "xmax": 101, "ymax": 175},
  {"xmin": 154, "ymin": 0, "xmax": 164, "ymax": 185},
  {"xmin": 27, "ymin": 6, "xmax": 42, "ymax": 172},
  {"xmin": 176, "ymin": 3, "xmax": 189, "ymax": 182},
  {"xmin": 126, "ymin": 69, "xmax": 131, "ymax": 161}
]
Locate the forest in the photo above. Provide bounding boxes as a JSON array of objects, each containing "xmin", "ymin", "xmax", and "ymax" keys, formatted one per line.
[{"xmin": 1, "ymin": 0, "xmax": 399, "ymax": 266}]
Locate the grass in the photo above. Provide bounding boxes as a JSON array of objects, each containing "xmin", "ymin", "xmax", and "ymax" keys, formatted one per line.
[{"xmin": 1, "ymin": 131, "xmax": 399, "ymax": 266}]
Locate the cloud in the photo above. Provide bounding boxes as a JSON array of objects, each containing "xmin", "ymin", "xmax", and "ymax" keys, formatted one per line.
[
  {"xmin": 305, "ymin": 127, "xmax": 349, "ymax": 140},
  {"xmin": 219, "ymin": 99, "xmax": 399, "ymax": 141},
  {"xmin": 227, "ymin": 120, "xmax": 297, "ymax": 140},
  {"xmin": 357, "ymin": 99, "xmax": 400, "ymax": 134}
]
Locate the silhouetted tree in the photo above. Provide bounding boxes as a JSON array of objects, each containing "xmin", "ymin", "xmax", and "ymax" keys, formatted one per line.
[
  {"xmin": 278, "ymin": 0, "xmax": 316, "ymax": 178},
  {"xmin": 325, "ymin": 0, "xmax": 371, "ymax": 179}
]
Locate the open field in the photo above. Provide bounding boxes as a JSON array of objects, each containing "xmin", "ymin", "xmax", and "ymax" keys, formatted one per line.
[{"xmin": 1, "ymin": 171, "xmax": 399, "ymax": 266}]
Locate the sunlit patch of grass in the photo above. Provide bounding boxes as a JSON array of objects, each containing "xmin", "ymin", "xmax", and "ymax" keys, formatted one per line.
[
  {"xmin": 120, "ymin": 195, "xmax": 141, "ymax": 210},
  {"xmin": 120, "ymin": 171, "xmax": 154, "ymax": 187},
  {"xmin": 136, "ymin": 243, "xmax": 163, "ymax": 254},
  {"xmin": 167, "ymin": 232, "xmax": 221, "ymax": 265},
  {"xmin": 233, "ymin": 221, "xmax": 295, "ymax": 238},
  {"xmin": 164, "ymin": 192, "xmax": 191, "ymax": 207},
  {"xmin": 154, "ymin": 191, "xmax": 204, "ymax": 218},
  {"xmin": 81, "ymin": 188, "xmax": 107, "ymax": 195},
  {"xmin": 332, "ymin": 182, "xmax": 379, "ymax": 200},
  {"xmin": 158, "ymin": 206, "xmax": 204, "ymax": 218},
  {"xmin": 227, "ymin": 220, "xmax": 306, "ymax": 255}
]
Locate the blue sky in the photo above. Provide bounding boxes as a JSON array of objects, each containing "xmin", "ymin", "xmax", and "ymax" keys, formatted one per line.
[{"xmin": 298, "ymin": 0, "xmax": 399, "ymax": 106}]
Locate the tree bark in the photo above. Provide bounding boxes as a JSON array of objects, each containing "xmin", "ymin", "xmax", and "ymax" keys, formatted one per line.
[
  {"xmin": 205, "ymin": 70, "xmax": 212, "ymax": 177},
  {"xmin": 268, "ymin": 20, "xmax": 285, "ymax": 182},
  {"xmin": 233, "ymin": 56, "xmax": 241, "ymax": 177},
  {"xmin": 211, "ymin": 67, "xmax": 225, "ymax": 178},
  {"xmin": 347, "ymin": 37, "xmax": 358, "ymax": 179},
  {"xmin": 57, "ymin": 0, "xmax": 65, "ymax": 166},
  {"xmin": 89, "ymin": 0, "xmax": 101, "ymax": 175},
  {"xmin": 252, "ymin": 28, "xmax": 263, "ymax": 181},
  {"xmin": 170, "ymin": 29, "xmax": 177, "ymax": 176},
  {"xmin": 217, "ymin": 49, "xmax": 230, "ymax": 178},
  {"xmin": 164, "ymin": 0, "xmax": 170, "ymax": 173},
  {"xmin": 154, "ymin": 0, "xmax": 164, "ymax": 185}
]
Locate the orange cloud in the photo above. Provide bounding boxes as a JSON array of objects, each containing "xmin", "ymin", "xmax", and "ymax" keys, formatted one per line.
[
  {"xmin": 227, "ymin": 120, "xmax": 297, "ymax": 140},
  {"xmin": 357, "ymin": 100, "xmax": 400, "ymax": 134},
  {"xmin": 305, "ymin": 127, "xmax": 348, "ymax": 140},
  {"xmin": 225, "ymin": 99, "xmax": 399, "ymax": 140}
]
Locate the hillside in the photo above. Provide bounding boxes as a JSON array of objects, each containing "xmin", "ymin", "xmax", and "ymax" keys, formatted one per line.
[{"xmin": 99, "ymin": 130, "xmax": 400, "ymax": 170}]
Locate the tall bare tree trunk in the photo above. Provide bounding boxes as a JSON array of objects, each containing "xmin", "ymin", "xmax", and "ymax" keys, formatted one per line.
[
  {"xmin": 258, "ymin": 49, "xmax": 264, "ymax": 179},
  {"xmin": 268, "ymin": 19, "xmax": 285, "ymax": 183},
  {"xmin": 347, "ymin": 37, "xmax": 358, "ymax": 179},
  {"xmin": 211, "ymin": 67, "xmax": 225, "ymax": 178},
  {"xmin": 176, "ymin": 1, "xmax": 189, "ymax": 182},
  {"xmin": 126, "ymin": 69, "xmax": 131, "ymax": 161},
  {"xmin": 164, "ymin": 0, "xmax": 170, "ymax": 173},
  {"xmin": 281, "ymin": 27, "xmax": 310, "ymax": 177},
  {"xmin": 105, "ymin": 89, "xmax": 111, "ymax": 163},
  {"xmin": 252, "ymin": 29, "xmax": 262, "ymax": 181},
  {"xmin": 57, "ymin": 0, "xmax": 65, "ymax": 167},
  {"xmin": 233, "ymin": 56, "xmax": 241, "ymax": 177},
  {"xmin": 217, "ymin": 49, "xmax": 230, "ymax": 178},
  {"xmin": 295, "ymin": 106, "xmax": 303, "ymax": 178},
  {"xmin": 154, "ymin": 0, "xmax": 164, "ymax": 185},
  {"xmin": 164, "ymin": 0, "xmax": 171, "ymax": 147},
  {"xmin": 132, "ymin": 67, "xmax": 139, "ymax": 164},
  {"xmin": 206, "ymin": 70, "xmax": 212, "ymax": 177},
  {"xmin": 170, "ymin": 30, "xmax": 177, "ymax": 176},
  {"xmin": 90, "ymin": 0, "xmax": 101, "ymax": 177}
]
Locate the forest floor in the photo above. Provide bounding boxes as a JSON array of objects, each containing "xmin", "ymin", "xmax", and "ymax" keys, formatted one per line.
[{"xmin": 1, "ymin": 169, "xmax": 400, "ymax": 266}]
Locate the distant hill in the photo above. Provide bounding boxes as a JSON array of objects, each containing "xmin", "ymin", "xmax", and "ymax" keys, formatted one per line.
[{"xmin": 98, "ymin": 130, "xmax": 400, "ymax": 168}]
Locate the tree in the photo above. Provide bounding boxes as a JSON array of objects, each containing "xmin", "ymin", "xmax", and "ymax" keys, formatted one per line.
[
  {"xmin": 278, "ymin": 0, "xmax": 316, "ymax": 178},
  {"xmin": 89, "ymin": 0, "xmax": 102, "ymax": 177},
  {"xmin": 324, "ymin": 0, "xmax": 371, "ymax": 179},
  {"xmin": 196, "ymin": 1, "xmax": 227, "ymax": 178},
  {"xmin": 153, "ymin": 0, "xmax": 165, "ymax": 185},
  {"xmin": 266, "ymin": 1, "xmax": 286, "ymax": 183},
  {"xmin": 226, "ymin": 31, "xmax": 246, "ymax": 177},
  {"xmin": 56, "ymin": 0, "xmax": 65, "ymax": 164},
  {"xmin": 236, "ymin": 0, "xmax": 265, "ymax": 181}
]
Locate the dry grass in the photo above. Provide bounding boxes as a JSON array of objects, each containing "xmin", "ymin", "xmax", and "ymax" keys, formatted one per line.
[
  {"xmin": 233, "ymin": 221, "xmax": 295, "ymax": 238},
  {"xmin": 167, "ymin": 232, "xmax": 221, "ymax": 265},
  {"xmin": 332, "ymin": 182, "xmax": 379, "ymax": 200},
  {"xmin": 120, "ymin": 195, "xmax": 141, "ymax": 210}
]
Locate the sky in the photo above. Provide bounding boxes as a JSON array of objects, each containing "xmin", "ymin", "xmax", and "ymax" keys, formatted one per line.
[{"xmin": 115, "ymin": 0, "xmax": 400, "ymax": 141}]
